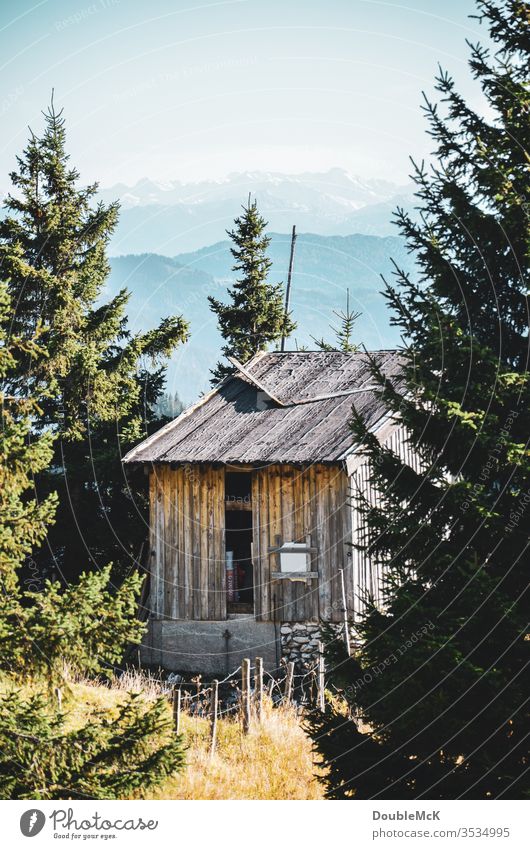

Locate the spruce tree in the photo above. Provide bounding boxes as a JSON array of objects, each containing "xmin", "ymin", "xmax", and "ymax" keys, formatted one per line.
[
  {"xmin": 0, "ymin": 280, "xmax": 56, "ymax": 633},
  {"xmin": 311, "ymin": 289, "xmax": 360, "ymax": 352},
  {"xmin": 208, "ymin": 197, "xmax": 295, "ymax": 383},
  {"xmin": 0, "ymin": 689, "xmax": 184, "ymax": 800},
  {"xmin": 0, "ymin": 99, "xmax": 189, "ymax": 581},
  {"xmin": 0, "ymin": 282, "xmax": 184, "ymax": 798},
  {"xmin": 309, "ymin": 0, "xmax": 529, "ymax": 799}
]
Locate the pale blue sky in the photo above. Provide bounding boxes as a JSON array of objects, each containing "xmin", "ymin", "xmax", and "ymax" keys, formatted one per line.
[{"xmin": 1, "ymin": 0, "xmax": 484, "ymax": 188}]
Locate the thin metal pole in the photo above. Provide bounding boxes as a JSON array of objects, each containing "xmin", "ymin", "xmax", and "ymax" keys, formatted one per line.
[
  {"xmin": 339, "ymin": 567, "xmax": 351, "ymax": 656},
  {"xmin": 281, "ymin": 225, "xmax": 297, "ymax": 352}
]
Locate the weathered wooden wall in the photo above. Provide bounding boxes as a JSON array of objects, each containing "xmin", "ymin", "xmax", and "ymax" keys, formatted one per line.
[
  {"xmin": 349, "ymin": 422, "xmax": 422, "ymax": 619},
  {"xmin": 149, "ymin": 462, "xmax": 353, "ymax": 623},
  {"xmin": 253, "ymin": 464, "xmax": 352, "ymax": 623},
  {"xmin": 150, "ymin": 464, "xmax": 226, "ymax": 620}
]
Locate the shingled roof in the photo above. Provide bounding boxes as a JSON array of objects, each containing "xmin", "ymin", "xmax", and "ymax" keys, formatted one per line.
[{"xmin": 123, "ymin": 350, "xmax": 403, "ymax": 466}]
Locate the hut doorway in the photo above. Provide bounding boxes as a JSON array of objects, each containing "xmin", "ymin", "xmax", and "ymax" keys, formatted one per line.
[{"xmin": 225, "ymin": 470, "xmax": 254, "ymax": 614}]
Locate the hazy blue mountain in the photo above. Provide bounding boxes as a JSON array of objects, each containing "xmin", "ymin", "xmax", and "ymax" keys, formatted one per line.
[
  {"xmin": 101, "ymin": 169, "xmax": 415, "ymax": 254},
  {"xmin": 108, "ymin": 232, "xmax": 416, "ymax": 404}
]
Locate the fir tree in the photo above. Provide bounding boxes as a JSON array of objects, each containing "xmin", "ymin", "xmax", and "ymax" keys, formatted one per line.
[
  {"xmin": 0, "ymin": 689, "xmax": 184, "ymax": 800},
  {"xmin": 0, "ymin": 280, "xmax": 57, "ymax": 641},
  {"xmin": 0, "ymin": 99, "xmax": 189, "ymax": 581},
  {"xmin": 308, "ymin": 0, "xmax": 529, "ymax": 799},
  {"xmin": 208, "ymin": 197, "xmax": 295, "ymax": 383},
  {"xmin": 0, "ymin": 283, "xmax": 184, "ymax": 799},
  {"xmin": 311, "ymin": 289, "xmax": 361, "ymax": 352}
]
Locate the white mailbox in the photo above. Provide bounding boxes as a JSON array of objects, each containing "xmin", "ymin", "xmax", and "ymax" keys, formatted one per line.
[{"xmin": 279, "ymin": 541, "xmax": 310, "ymax": 573}]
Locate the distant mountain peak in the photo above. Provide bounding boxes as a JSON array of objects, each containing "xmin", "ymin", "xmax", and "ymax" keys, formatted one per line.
[
  {"xmin": 100, "ymin": 169, "xmax": 411, "ymax": 204},
  {"xmin": 98, "ymin": 170, "xmax": 415, "ymax": 254}
]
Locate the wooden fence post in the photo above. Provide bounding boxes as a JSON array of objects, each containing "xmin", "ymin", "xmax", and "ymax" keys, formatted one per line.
[
  {"xmin": 210, "ymin": 680, "xmax": 219, "ymax": 755},
  {"xmin": 317, "ymin": 641, "xmax": 325, "ymax": 713},
  {"xmin": 310, "ymin": 668, "xmax": 316, "ymax": 706},
  {"xmin": 339, "ymin": 567, "xmax": 351, "ymax": 656},
  {"xmin": 284, "ymin": 661, "xmax": 295, "ymax": 705},
  {"xmin": 255, "ymin": 657, "xmax": 263, "ymax": 721},
  {"xmin": 241, "ymin": 658, "xmax": 251, "ymax": 733},
  {"xmin": 172, "ymin": 685, "xmax": 181, "ymax": 734}
]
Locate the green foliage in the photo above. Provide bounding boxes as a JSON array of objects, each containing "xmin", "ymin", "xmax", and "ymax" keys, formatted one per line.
[
  {"xmin": 0, "ymin": 103, "xmax": 186, "ymax": 800},
  {"xmin": 0, "ymin": 689, "xmax": 184, "ymax": 800},
  {"xmin": 0, "ymin": 277, "xmax": 180, "ymax": 799},
  {"xmin": 0, "ymin": 280, "xmax": 57, "ymax": 610},
  {"xmin": 0, "ymin": 98, "xmax": 189, "ymax": 582},
  {"xmin": 311, "ymin": 288, "xmax": 361, "ymax": 352},
  {"xmin": 309, "ymin": 0, "xmax": 530, "ymax": 799},
  {"xmin": 2, "ymin": 566, "xmax": 145, "ymax": 680},
  {"xmin": 208, "ymin": 197, "xmax": 296, "ymax": 383}
]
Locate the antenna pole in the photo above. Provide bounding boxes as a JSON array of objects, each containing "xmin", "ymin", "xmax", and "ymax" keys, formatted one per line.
[{"xmin": 281, "ymin": 225, "xmax": 297, "ymax": 352}]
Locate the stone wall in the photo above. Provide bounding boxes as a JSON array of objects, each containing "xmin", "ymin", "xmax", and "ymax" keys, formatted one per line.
[
  {"xmin": 280, "ymin": 620, "xmax": 356, "ymax": 669},
  {"xmin": 280, "ymin": 621, "xmax": 322, "ymax": 668}
]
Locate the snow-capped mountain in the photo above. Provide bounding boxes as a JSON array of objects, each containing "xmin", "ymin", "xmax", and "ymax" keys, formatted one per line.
[
  {"xmin": 100, "ymin": 168, "xmax": 406, "ymax": 210},
  {"xmin": 99, "ymin": 169, "xmax": 415, "ymax": 254}
]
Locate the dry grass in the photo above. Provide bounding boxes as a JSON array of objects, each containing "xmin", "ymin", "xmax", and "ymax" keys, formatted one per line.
[
  {"xmin": 150, "ymin": 699, "xmax": 325, "ymax": 800},
  {"xmin": 0, "ymin": 669, "xmax": 325, "ymax": 800}
]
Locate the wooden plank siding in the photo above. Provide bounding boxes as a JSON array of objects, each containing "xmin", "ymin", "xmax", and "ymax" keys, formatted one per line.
[
  {"xmin": 348, "ymin": 423, "xmax": 422, "ymax": 619},
  {"xmin": 150, "ymin": 465, "xmax": 226, "ymax": 621},
  {"xmin": 149, "ymin": 462, "xmax": 353, "ymax": 623},
  {"xmin": 253, "ymin": 464, "xmax": 353, "ymax": 622}
]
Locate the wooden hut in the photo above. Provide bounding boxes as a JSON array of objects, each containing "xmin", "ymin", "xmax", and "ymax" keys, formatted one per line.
[{"xmin": 123, "ymin": 350, "xmax": 407, "ymax": 673}]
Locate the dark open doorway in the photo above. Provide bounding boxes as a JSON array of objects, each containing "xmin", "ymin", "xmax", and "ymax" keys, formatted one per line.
[{"xmin": 225, "ymin": 471, "xmax": 253, "ymax": 614}]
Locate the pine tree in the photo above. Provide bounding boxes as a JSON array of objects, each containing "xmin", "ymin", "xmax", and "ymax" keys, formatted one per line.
[
  {"xmin": 0, "ymin": 99, "xmax": 189, "ymax": 581},
  {"xmin": 0, "ymin": 282, "xmax": 184, "ymax": 799},
  {"xmin": 0, "ymin": 280, "xmax": 57, "ymax": 641},
  {"xmin": 208, "ymin": 197, "xmax": 295, "ymax": 383},
  {"xmin": 311, "ymin": 289, "xmax": 361, "ymax": 352},
  {"xmin": 308, "ymin": 0, "xmax": 529, "ymax": 799},
  {"xmin": 0, "ymin": 689, "xmax": 184, "ymax": 800}
]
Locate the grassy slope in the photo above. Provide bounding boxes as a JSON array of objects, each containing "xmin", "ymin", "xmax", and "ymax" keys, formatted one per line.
[
  {"xmin": 154, "ymin": 702, "xmax": 323, "ymax": 800},
  {"xmin": 1, "ymin": 672, "xmax": 324, "ymax": 801}
]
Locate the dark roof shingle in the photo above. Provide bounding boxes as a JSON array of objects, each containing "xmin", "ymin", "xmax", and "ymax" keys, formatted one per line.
[{"xmin": 123, "ymin": 350, "xmax": 402, "ymax": 465}]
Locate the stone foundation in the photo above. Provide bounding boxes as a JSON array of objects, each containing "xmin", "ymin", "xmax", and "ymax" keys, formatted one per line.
[
  {"xmin": 142, "ymin": 617, "xmax": 278, "ymax": 674},
  {"xmin": 141, "ymin": 617, "xmax": 354, "ymax": 675},
  {"xmin": 280, "ymin": 621, "xmax": 322, "ymax": 668},
  {"xmin": 280, "ymin": 621, "xmax": 356, "ymax": 669}
]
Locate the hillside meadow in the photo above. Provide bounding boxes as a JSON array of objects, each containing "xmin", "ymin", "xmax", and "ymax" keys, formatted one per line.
[{"xmin": 0, "ymin": 670, "xmax": 324, "ymax": 801}]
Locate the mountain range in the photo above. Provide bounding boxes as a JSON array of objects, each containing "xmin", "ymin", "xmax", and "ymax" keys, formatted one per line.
[
  {"xmin": 100, "ymin": 168, "xmax": 415, "ymax": 255},
  {"xmin": 107, "ymin": 232, "xmax": 417, "ymax": 404}
]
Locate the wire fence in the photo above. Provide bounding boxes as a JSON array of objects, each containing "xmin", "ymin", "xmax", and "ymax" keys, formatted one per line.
[{"xmin": 158, "ymin": 643, "xmax": 327, "ymax": 754}]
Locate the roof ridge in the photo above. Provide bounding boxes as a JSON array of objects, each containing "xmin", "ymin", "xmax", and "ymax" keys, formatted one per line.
[{"xmin": 257, "ymin": 348, "xmax": 399, "ymax": 356}]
